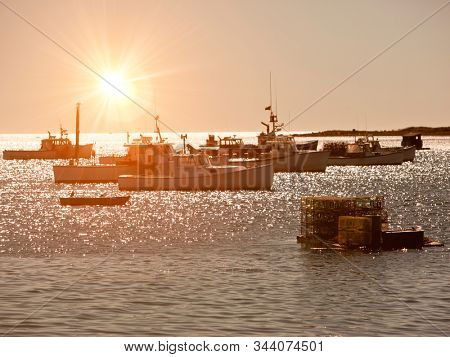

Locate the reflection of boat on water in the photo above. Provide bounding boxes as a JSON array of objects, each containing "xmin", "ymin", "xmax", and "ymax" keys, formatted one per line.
[
  {"xmin": 326, "ymin": 138, "xmax": 406, "ymax": 166},
  {"xmin": 60, "ymin": 195, "xmax": 130, "ymax": 206},
  {"xmin": 3, "ymin": 103, "xmax": 94, "ymax": 160},
  {"xmin": 118, "ymin": 153, "xmax": 273, "ymax": 191}
]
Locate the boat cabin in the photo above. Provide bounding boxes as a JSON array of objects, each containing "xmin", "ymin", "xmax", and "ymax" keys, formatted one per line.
[
  {"xmin": 204, "ymin": 134, "xmax": 219, "ymax": 147},
  {"xmin": 173, "ymin": 153, "xmax": 211, "ymax": 168},
  {"xmin": 40, "ymin": 137, "xmax": 72, "ymax": 151},
  {"xmin": 357, "ymin": 137, "xmax": 382, "ymax": 152},
  {"xmin": 401, "ymin": 133, "xmax": 423, "ymax": 149},
  {"xmin": 219, "ymin": 136, "xmax": 244, "ymax": 148},
  {"xmin": 266, "ymin": 135, "xmax": 298, "ymax": 153},
  {"xmin": 40, "ymin": 129, "xmax": 73, "ymax": 151},
  {"xmin": 124, "ymin": 141, "xmax": 175, "ymax": 167},
  {"xmin": 347, "ymin": 142, "xmax": 371, "ymax": 155}
]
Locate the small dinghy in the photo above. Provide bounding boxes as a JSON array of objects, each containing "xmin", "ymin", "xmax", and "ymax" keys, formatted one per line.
[{"xmin": 59, "ymin": 193, "xmax": 130, "ymax": 206}]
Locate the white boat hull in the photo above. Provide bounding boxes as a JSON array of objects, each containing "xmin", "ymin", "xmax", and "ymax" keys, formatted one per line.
[
  {"xmin": 118, "ymin": 163, "xmax": 274, "ymax": 191},
  {"xmin": 328, "ymin": 150, "xmax": 404, "ymax": 166},
  {"xmin": 273, "ymin": 151, "xmax": 330, "ymax": 172},
  {"xmin": 3, "ymin": 144, "xmax": 94, "ymax": 160},
  {"xmin": 53, "ymin": 164, "xmax": 135, "ymax": 183},
  {"xmin": 378, "ymin": 146, "xmax": 416, "ymax": 162}
]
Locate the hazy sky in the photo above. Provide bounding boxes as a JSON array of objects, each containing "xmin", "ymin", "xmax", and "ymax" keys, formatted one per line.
[{"xmin": 0, "ymin": 0, "xmax": 449, "ymax": 133}]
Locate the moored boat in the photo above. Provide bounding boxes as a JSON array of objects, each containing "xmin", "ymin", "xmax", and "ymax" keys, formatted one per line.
[
  {"xmin": 401, "ymin": 133, "xmax": 424, "ymax": 150},
  {"xmin": 3, "ymin": 103, "xmax": 94, "ymax": 160},
  {"xmin": 327, "ymin": 150, "xmax": 404, "ymax": 166},
  {"xmin": 263, "ymin": 136, "xmax": 330, "ymax": 172},
  {"xmin": 199, "ymin": 135, "xmax": 272, "ymax": 166},
  {"xmin": 325, "ymin": 139, "xmax": 405, "ymax": 166},
  {"xmin": 256, "ymin": 102, "xmax": 329, "ymax": 172},
  {"xmin": 363, "ymin": 136, "xmax": 416, "ymax": 162},
  {"xmin": 59, "ymin": 195, "xmax": 130, "ymax": 206},
  {"xmin": 53, "ymin": 135, "xmax": 170, "ymax": 183},
  {"xmin": 118, "ymin": 153, "xmax": 274, "ymax": 191}
]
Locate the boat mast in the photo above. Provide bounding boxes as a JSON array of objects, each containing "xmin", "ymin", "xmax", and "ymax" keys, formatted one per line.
[
  {"xmin": 155, "ymin": 115, "xmax": 163, "ymax": 142},
  {"xmin": 268, "ymin": 73, "xmax": 278, "ymax": 134},
  {"xmin": 75, "ymin": 103, "xmax": 80, "ymax": 160},
  {"xmin": 263, "ymin": 72, "xmax": 278, "ymax": 135},
  {"xmin": 181, "ymin": 134, "xmax": 187, "ymax": 154}
]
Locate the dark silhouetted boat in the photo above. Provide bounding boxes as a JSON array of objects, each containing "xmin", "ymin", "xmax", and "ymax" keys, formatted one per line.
[
  {"xmin": 59, "ymin": 195, "xmax": 130, "ymax": 206},
  {"xmin": 3, "ymin": 103, "xmax": 94, "ymax": 160},
  {"xmin": 401, "ymin": 133, "xmax": 429, "ymax": 150}
]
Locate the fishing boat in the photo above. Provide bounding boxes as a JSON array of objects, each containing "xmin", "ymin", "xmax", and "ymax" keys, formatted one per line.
[
  {"xmin": 3, "ymin": 103, "xmax": 94, "ymax": 160},
  {"xmin": 256, "ymin": 105, "xmax": 329, "ymax": 172},
  {"xmin": 197, "ymin": 109, "xmax": 329, "ymax": 173},
  {"xmin": 401, "ymin": 133, "xmax": 425, "ymax": 150},
  {"xmin": 199, "ymin": 135, "xmax": 272, "ymax": 166},
  {"xmin": 59, "ymin": 194, "xmax": 130, "ymax": 206},
  {"xmin": 53, "ymin": 135, "xmax": 168, "ymax": 183},
  {"xmin": 55, "ymin": 119, "xmax": 274, "ymax": 190},
  {"xmin": 261, "ymin": 135, "xmax": 330, "ymax": 172},
  {"xmin": 118, "ymin": 152, "xmax": 273, "ymax": 191},
  {"xmin": 363, "ymin": 136, "xmax": 416, "ymax": 162},
  {"xmin": 325, "ymin": 139, "xmax": 405, "ymax": 166}
]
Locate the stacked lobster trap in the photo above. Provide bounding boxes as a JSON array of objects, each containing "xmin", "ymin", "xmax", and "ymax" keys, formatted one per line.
[{"xmin": 298, "ymin": 196, "xmax": 388, "ymax": 243}]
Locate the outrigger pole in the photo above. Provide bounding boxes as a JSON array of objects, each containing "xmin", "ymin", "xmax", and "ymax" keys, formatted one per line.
[
  {"xmin": 154, "ymin": 115, "xmax": 163, "ymax": 142},
  {"xmin": 75, "ymin": 103, "xmax": 80, "ymax": 160}
]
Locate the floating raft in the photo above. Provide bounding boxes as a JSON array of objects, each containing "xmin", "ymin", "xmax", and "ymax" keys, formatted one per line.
[
  {"xmin": 297, "ymin": 195, "xmax": 444, "ymax": 250},
  {"xmin": 297, "ymin": 230, "xmax": 444, "ymax": 251}
]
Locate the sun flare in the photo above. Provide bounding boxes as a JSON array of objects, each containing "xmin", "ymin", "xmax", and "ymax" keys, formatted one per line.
[{"xmin": 99, "ymin": 71, "xmax": 132, "ymax": 100}]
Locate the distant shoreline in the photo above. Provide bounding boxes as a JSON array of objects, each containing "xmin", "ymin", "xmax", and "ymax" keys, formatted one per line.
[{"xmin": 293, "ymin": 126, "xmax": 450, "ymax": 137}]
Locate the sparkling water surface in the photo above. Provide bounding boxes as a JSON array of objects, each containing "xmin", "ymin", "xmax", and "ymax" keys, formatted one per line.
[{"xmin": 0, "ymin": 133, "xmax": 449, "ymax": 336}]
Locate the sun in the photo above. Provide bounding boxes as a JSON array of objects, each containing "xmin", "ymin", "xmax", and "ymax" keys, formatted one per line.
[{"xmin": 99, "ymin": 71, "xmax": 133, "ymax": 100}]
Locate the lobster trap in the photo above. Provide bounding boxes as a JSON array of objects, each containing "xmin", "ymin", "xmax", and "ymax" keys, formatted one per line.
[{"xmin": 299, "ymin": 196, "xmax": 388, "ymax": 242}]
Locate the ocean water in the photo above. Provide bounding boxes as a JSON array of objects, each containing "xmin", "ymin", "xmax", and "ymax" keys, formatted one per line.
[{"xmin": 0, "ymin": 133, "xmax": 448, "ymax": 336}]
